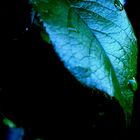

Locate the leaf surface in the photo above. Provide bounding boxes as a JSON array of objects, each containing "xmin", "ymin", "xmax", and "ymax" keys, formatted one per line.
[{"xmin": 31, "ymin": 0, "xmax": 138, "ymax": 125}]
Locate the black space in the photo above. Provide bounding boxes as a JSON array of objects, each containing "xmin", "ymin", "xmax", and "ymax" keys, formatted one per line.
[{"xmin": 0, "ymin": 0, "xmax": 140, "ymax": 139}]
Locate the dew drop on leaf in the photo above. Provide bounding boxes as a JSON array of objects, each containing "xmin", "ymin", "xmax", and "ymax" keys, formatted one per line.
[
  {"xmin": 128, "ymin": 77, "xmax": 138, "ymax": 92},
  {"xmin": 114, "ymin": 0, "xmax": 124, "ymax": 11}
]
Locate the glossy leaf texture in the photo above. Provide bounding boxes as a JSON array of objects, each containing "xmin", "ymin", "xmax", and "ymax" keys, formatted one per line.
[{"xmin": 31, "ymin": 0, "xmax": 138, "ymax": 125}]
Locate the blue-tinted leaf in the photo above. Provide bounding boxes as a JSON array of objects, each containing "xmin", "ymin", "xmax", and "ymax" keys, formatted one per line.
[{"xmin": 31, "ymin": 0, "xmax": 138, "ymax": 125}]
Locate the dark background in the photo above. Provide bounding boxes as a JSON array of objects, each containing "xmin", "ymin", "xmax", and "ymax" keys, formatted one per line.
[{"xmin": 0, "ymin": 0, "xmax": 139, "ymax": 139}]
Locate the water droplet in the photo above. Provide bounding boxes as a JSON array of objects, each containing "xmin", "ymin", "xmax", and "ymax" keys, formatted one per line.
[
  {"xmin": 114, "ymin": 0, "xmax": 124, "ymax": 11},
  {"xmin": 128, "ymin": 77, "xmax": 138, "ymax": 92}
]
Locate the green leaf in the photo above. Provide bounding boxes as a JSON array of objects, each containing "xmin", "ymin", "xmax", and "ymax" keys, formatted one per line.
[
  {"xmin": 31, "ymin": 0, "xmax": 138, "ymax": 126},
  {"xmin": 3, "ymin": 118, "xmax": 16, "ymax": 128}
]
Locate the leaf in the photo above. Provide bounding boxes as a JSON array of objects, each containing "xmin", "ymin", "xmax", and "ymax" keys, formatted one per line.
[
  {"xmin": 3, "ymin": 118, "xmax": 16, "ymax": 128},
  {"xmin": 31, "ymin": 0, "xmax": 138, "ymax": 125}
]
